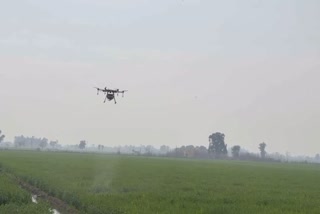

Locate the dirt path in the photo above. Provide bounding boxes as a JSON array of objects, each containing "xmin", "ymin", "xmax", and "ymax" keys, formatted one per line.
[{"xmin": 17, "ymin": 178, "xmax": 80, "ymax": 214}]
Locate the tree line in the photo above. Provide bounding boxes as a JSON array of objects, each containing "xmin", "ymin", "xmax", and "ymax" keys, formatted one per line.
[
  {"xmin": 12, "ymin": 135, "xmax": 59, "ymax": 149},
  {"xmin": 0, "ymin": 130, "xmax": 293, "ymax": 163},
  {"xmin": 208, "ymin": 132, "xmax": 267, "ymax": 159},
  {"xmin": 0, "ymin": 130, "xmax": 267, "ymax": 160}
]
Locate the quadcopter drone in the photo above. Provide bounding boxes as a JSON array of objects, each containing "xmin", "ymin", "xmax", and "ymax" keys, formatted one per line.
[{"xmin": 94, "ymin": 86, "xmax": 128, "ymax": 104}]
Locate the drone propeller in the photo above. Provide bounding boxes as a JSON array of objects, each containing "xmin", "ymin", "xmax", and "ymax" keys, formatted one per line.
[
  {"xmin": 94, "ymin": 87, "xmax": 100, "ymax": 95},
  {"xmin": 120, "ymin": 90, "xmax": 127, "ymax": 97}
]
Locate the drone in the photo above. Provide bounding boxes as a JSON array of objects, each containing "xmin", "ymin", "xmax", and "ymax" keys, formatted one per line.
[{"xmin": 94, "ymin": 86, "xmax": 128, "ymax": 104}]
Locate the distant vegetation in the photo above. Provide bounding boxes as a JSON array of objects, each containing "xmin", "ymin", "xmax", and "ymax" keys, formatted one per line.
[
  {"xmin": 259, "ymin": 142, "xmax": 267, "ymax": 158},
  {"xmin": 231, "ymin": 145, "xmax": 241, "ymax": 158},
  {"xmin": 0, "ymin": 130, "xmax": 5, "ymax": 143},
  {"xmin": 79, "ymin": 140, "xmax": 86, "ymax": 149},
  {"xmin": 1, "ymin": 130, "xmax": 319, "ymax": 163},
  {"xmin": 208, "ymin": 132, "xmax": 228, "ymax": 157},
  {"xmin": 12, "ymin": 135, "xmax": 59, "ymax": 150}
]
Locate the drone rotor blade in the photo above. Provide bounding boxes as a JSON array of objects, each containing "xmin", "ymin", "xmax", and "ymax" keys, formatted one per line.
[{"xmin": 94, "ymin": 87, "xmax": 100, "ymax": 95}]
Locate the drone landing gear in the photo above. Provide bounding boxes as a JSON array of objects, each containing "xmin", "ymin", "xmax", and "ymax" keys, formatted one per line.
[{"xmin": 103, "ymin": 95, "xmax": 111, "ymax": 104}]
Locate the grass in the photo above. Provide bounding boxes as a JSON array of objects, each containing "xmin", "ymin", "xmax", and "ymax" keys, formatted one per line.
[
  {"xmin": 1, "ymin": 150, "xmax": 320, "ymax": 213},
  {"xmin": 0, "ymin": 169, "xmax": 51, "ymax": 213},
  {"xmin": 0, "ymin": 173, "xmax": 30, "ymax": 206}
]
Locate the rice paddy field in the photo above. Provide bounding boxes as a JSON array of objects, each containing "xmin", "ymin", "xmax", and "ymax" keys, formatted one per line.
[{"xmin": 0, "ymin": 150, "xmax": 320, "ymax": 214}]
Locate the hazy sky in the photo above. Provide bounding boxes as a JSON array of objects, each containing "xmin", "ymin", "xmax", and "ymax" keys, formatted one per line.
[{"xmin": 1, "ymin": 0, "xmax": 319, "ymax": 156}]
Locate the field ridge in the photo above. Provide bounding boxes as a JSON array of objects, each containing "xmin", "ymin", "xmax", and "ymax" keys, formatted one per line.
[{"xmin": 0, "ymin": 167, "xmax": 79, "ymax": 214}]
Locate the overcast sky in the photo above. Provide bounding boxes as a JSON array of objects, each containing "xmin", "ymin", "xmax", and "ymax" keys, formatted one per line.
[{"xmin": 0, "ymin": 0, "xmax": 319, "ymax": 156}]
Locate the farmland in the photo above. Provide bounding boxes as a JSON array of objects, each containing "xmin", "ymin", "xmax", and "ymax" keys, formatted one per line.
[{"xmin": 0, "ymin": 150, "xmax": 320, "ymax": 213}]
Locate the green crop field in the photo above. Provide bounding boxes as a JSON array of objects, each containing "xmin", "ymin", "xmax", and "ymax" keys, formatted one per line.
[{"xmin": 0, "ymin": 150, "xmax": 320, "ymax": 214}]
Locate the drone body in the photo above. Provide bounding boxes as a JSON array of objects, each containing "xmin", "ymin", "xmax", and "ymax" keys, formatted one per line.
[{"xmin": 94, "ymin": 86, "xmax": 127, "ymax": 104}]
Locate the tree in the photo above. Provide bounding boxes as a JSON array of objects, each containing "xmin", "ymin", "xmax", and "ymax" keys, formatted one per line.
[
  {"xmin": 79, "ymin": 140, "xmax": 86, "ymax": 149},
  {"xmin": 39, "ymin": 138, "xmax": 48, "ymax": 148},
  {"xmin": 14, "ymin": 135, "xmax": 25, "ymax": 147},
  {"xmin": 208, "ymin": 132, "xmax": 228, "ymax": 157},
  {"xmin": 49, "ymin": 140, "xmax": 58, "ymax": 148},
  {"xmin": 0, "ymin": 130, "xmax": 5, "ymax": 143},
  {"xmin": 160, "ymin": 145, "xmax": 170, "ymax": 154},
  {"xmin": 98, "ymin": 145, "xmax": 104, "ymax": 151},
  {"xmin": 231, "ymin": 145, "xmax": 241, "ymax": 158},
  {"xmin": 194, "ymin": 146, "xmax": 208, "ymax": 158},
  {"xmin": 185, "ymin": 145, "xmax": 195, "ymax": 157},
  {"xmin": 259, "ymin": 142, "xmax": 267, "ymax": 158},
  {"xmin": 145, "ymin": 145, "xmax": 154, "ymax": 155}
]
